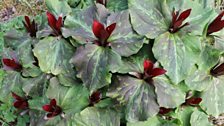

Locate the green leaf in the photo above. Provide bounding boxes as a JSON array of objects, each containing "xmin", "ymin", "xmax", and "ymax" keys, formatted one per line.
[
  {"xmin": 107, "ymin": 75, "xmax": 159, "ymax": 122},
  {"xmin": 198, "ymin": 45, "xmax": 220, "ymax": 72},
  {"xmin": 108, "ymin": 10, "xmax": 144, "ymax": 57},
  {"xmin": 190, "ymin": 109, "xmax": 212, "ymax": 126},
  {"xmin": 46, "ymin": 0, "xmax": 72, "ymax": 16},
  {"xmin": 176, "ymin": 106, "xmax": 195, "ymax": 126},
  {"xmin": 154, "ymin": 76, "xmax": 185, "ymax": 108},
  {"xmin": 201, "ymin": 76, "xmax": 224, "ymax": 117},
  {"xmin": 107, "ymin": 0, "xmax": 128, "ymax": 11},
  {"xmin": 28, "ymin": 97, "xmax": 49, "ymax": 110},
  {"xmin": 33, "ymin": 37, "xmax": 75, "ymax": 75},
  {"xmin": 72, "ymin": 107, "xmax": 120, "ymax": 126},
  {"xmin": 185, "ymin": 67, "xmax": 213, "ymax": 91},
  {"xmin": 22, "ymin": 74, "xmax": 48, "ymax": 97},
  {"xmin": 129, "ymin": 0, "xmax": 168, "ymax": 39},
  {"xmin": 153, "ymin": 33, "xmax": 200, "ymax": 84},
  {"xmin": 127, "ymin": 116, "xmax": 179, "ymax": 126},
  {"xmin": 70, "ymin": 44, "xmax": 122, "ymax": 92},
  {"xmin": 46, "ymin": 77, "xmax": 89, "ymax": 114},
  {"xmin": 0, "ymin": 71, "xmax": 23, "ymax": 102}
]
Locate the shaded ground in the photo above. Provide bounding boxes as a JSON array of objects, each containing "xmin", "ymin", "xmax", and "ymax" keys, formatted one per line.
[{"xmin": 0, "ymin": 0, "xmax": 46, "ymax": 22}]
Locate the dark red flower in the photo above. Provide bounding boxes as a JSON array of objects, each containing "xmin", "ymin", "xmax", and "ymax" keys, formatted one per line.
[
  {"xmin": 22, "ymin": 16, "xmax": 38, "ymax": 37},
  {"xmin": 92, "ymin": 20, "xmax": 116, "ymax": 47},
  {"xmin": 143, "ymin": 60, "xmax": 166, "ymax": 81},
  {"xmin": 42, "ymin": 99, "xmax": 62, "ymax": 118},
  {"xmin": 89, "ymin": 91, "xmax": 102, "ymax": 106},
  {"xmin": 210, "ymin": 63, "xmax": 224, "ymax": 77},
  {"xmin": 207, "ymin": 11, "xmax": 224, "ymax": 35},
  {"xmin": 2, "ymin": 58, "xmax": 22, "ymax": 71},
  {"xmin": 185, "ymin": 97, "xmax": 202, "ymax": 106},
  {"xmin": 96, "ymin": 0, "xmax": 107, "ymax": 6},
  {"xmin": 159, "ymin": 107, "xmax": 172, "ymax": 115},
  {"xmin": 11, "ymin": 92, "xmax": 28, "ymax": 110},
  {"xmin": 169, "ymin": 9, "xmax": 191, "ymax": 33},
  {"xmin": 46, "ymin": 12, "xmax": 63, "ymax": 36}
]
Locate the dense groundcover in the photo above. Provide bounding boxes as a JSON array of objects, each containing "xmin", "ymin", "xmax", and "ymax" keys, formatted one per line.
[{"xmin": 1, "ymin": 0, "xmax": 224, "ymax": 125}]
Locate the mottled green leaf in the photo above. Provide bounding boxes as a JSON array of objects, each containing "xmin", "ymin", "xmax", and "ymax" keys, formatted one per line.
[
  {"xmin": 46, "ymin": 77, "xmax": 89, "ymax": 114},
  {"xmin": 107, "ymin": 0, "xmax": 128, "ymax": 11},
  {"xmin": 46, "ymin": 0, "xmax": 71, "ymax": 16},
  {"xmin": 127, "ymin": 116, "xmax": 179, "ymax": 126},
  {"xmin": 33, "ymin": 37, "xmax": 74, "ymax": 75},
  {"xmin": 201, "ymin": 76, "xmax": 224, "ymax": 117},
  {"xmin": 72, "ymin": 107, "xmax": 120, "ymax": 126},
  {"xmin": 154, "ymin": 76, "xmax": 185, "ymax": 108},
  {"xmin": 185, "ymin": 67, "xmax": 213, "ymax": 91},
  {"xmin": 199, "ymin": 45, "xmax": 220, "ymax": 72},
  {"xmin": 70, "ymin": 44, "xmax": 122, "ymax": 92},
  {"xmin": 107, "ymin": 75, "xmax": 159, "ymax": 122},
  {"xmin": 0, "ymin": 71, "xmax": 23, "ymax": 102},
  {"xmin": 190, "ymin": 109, "xmax": 212, "ymax": 126},
  {"xmin": 129, "ymin": 0, "xmax": 168, "ymax": 39},
  {"xmin": 22, "ymin": 74, "xmax": 48, "ymax": 97},
  {"xmin": 153, "ymin": 33, "xmax": 200, "ymax": 84},
  {"xmin": 107, "ymin": 10, "xmax": 144, "ymax": 56}
]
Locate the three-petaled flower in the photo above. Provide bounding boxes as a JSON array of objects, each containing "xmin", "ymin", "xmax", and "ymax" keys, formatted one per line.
[
  {"xmin": 169, "ymin": 9, "xmax": 192, "ymax": 33},
  {"xmin": 92, "ymin": 20, "xmax": 116, "ymax": 47},
  {"xmin": 46, "ymin": 12, "xmax": 63, "ymax": 36},
  {"xmin": 12, "ymin": 92, "xmax": 29, "ymax": 110},
  {"xmin": 22, "ymin": 16, "xmax": 38, "ymax": 37},
  {"xmin": 2, "ymin": 58, "xmax": 22, "ymax": 71},
  {"xmin": 143, "ymin": 60, "xmax": 166, "ymax": 82},
  {"xmin": 42, "ymin": 99, "xmax": 62, "ymax": 118},
  {"xmin": 89, "ymin": 91, "xmax": 102, "ymax": 106},
  {"xmin": 207, "ymin": 11, "xmax": 224, "ymax": 35}
]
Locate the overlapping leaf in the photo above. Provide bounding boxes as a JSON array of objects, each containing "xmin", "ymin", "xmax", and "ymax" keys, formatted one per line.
[
  {"xmin": 153, "ymin": 33, "xmax": 201, "ymax": 84},
  {"xmin": 70, "ymin": 44, "xmax": 122, "ymax": 92},
  {"xmin": 46, "ymin": 77, "xmax": 89, "ymax": 114},
  {"xmin": 107, "ymin": 75, "xmax": 185, "ymax": 122},
  {"xmin": 33, "ymin": 37, "xmax": 74, "ymax": 75},
  {"xmin": 72, "ymin": 107, "xmax": 120, "ymax": 126}
]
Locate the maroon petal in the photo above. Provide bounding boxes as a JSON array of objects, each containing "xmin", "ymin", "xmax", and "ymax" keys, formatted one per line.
[
  {"xmin": 143, "ymin": 60, "xmax": 154, "ymax": 73},
  {"xmin": 159, "ymin": 107, "xmax": 172, "ymax": 115},
  {"xmin": 56, "ymin": 16, "xmax": 63, "ymax": 31},
  {"xmin": 207, "ymin": 11, "xmax": 224, "ymax": 35},
  {"xmin": 151, "ymin": 68, "xmax": 166, "ymax": 77},
  {"xmin": 186, "ymin": 97, "xmax": 202, "ymax": 105},
  {"xmin": 89, "ymin": 91, "xmax": 101, "ymax": 105},
  {"xmin": 177, "ymin": 9, "xmax": 191, "ymax": 21},
  {"xmin": 47, "ymin": 11, "xmax": 57, "ymax": 29},
  {"xmin": 3, "ymin": 58, "xmax": 22, "ymax": 70},
  {"xmin": 92, "ymin": 20, "xmax": 105, "ymax": 39},
  {"xmin": 24, "ymin": 16, "xmax": 31, "ymax": 28},
  {"xmin": 50, "ymin": 99, "xmax": 57, "ymax": 106},
  {"xmin": 11, "ymin": 92, "xmax": 23, "ymax": 100},
  {"xmin": 106, "ymin": 23, "xmax": 116, "ymax": 36},
  {"xmin": 42, "ymin": 105, "xmax": 53, "ymax": 112},
  {"xmin": 14, "ymin": 100, "xmax": 28, "ymax": 109},
  {"xmin": 211, "ymin": 63, "xmax": 224, "ymax": 76},
  {"xmin": 96, "ymin": 0, "xmax": 107, "ymax": 6}
]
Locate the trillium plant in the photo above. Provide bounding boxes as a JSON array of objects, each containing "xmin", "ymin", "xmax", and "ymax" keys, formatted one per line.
[{"xmin": 1, "ymin": 0, "xmax": 224, "ymax": 125}]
